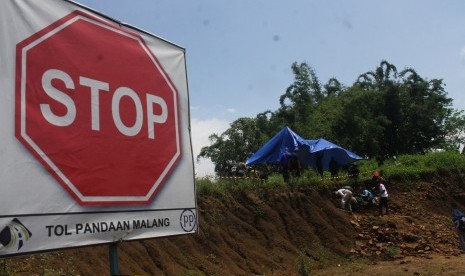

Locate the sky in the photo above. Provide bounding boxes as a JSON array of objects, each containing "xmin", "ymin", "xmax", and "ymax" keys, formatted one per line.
[{"xmin": 76, "ymin": 0, "xmax": 465, "ymax": 176}]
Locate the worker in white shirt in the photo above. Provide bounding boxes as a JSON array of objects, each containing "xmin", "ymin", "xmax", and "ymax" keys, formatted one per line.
[
  {"xmin": 376, "ymin": 179, "xmax": 389, "ymax": 215},
  {"xmin": 335, "ymin": 188, "xmax": 353, "ymax": 212}
]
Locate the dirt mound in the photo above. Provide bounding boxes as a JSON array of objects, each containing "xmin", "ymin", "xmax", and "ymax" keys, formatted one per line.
[
  {"xmin": 349, "ymin": 178, "xmax": 465, "ymax": 260},
  {"xmin": 2, "ymin": 176, "xmax": 465, "ymax": 275}
]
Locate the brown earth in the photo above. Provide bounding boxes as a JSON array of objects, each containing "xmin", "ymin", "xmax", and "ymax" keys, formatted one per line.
[{"xmin": 2, "ymin": 175, "xmax": 465, "ymax": 275}]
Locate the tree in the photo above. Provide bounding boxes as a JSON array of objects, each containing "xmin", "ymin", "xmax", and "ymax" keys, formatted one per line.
[
  {"xmin": 442, "ymin": 110, "xmax": 465, "ymax": 151},
  {"xmin": 398, "ymin": 69, "xmax": 452, "ymax": 153},
  {"xmin": 332, "ymin": 86, "xmax": 388, "ymax": 159},
  {"xmin": 197, "ymin": 117, "xmax": 267, "ymax": 175},
  {"xmin": 276, "ymin": 62, "xmax": 322, "ymax": 129},
  {"xmin": 198, "ymin": 60, "xmax": 462, "ymax": 173},
  {"xmin": 347, "ymin": 62, "xmax": 455, "ymax": 158},
  {"xmin": 356, "ymin": 60, "xmax": 398, "ymax": 90},
  {"xmin": 324, "ymin": 77, "xmax": 343, "ymax": 97}
]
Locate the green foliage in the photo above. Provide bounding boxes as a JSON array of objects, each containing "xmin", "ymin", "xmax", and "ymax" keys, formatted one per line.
[
  {"xmin": 356, "ymin": 159, "xmax": 380, "ymax": 174},
  {"xmin": 336, "ymin": 61, "xmax": 455, "ymax": 159},
  {"xmin": 197, "ymin": 117, "xmax": 269, "ymax": 175},
  {"xmin": 296, "ymin": 249, "xmax": 312, "ymax": 276},
  {"xmin": 278, "ymin": 62, "xmax": 323, "ymax": 129},
  {"xmin": 264, "ymin": 173, "xmax": 288, "ymax": 189},
  {"xmin": 198, "ymin": 60, "xmax": 464, "ymax": 176},
  {"xmin": 384, "ymin": 245, "xmax": 400, "ymax": 258},
  {"xmin": 196, "ymin": 175, "xmax": 279, "ymax": 196},
  {"xmin": 442, "ymin": 110, "xmax": 465, "ymax": 151},
  {"xmin": 370, "ymin": 151, "xmax": 465, "ymax": 186},
  {"xmin": 347, "ymin": 258, "xmax": 367, "ymax": 273},
  {"xmin": 196, "ymin": 176, "xmax": 222, "ymax": 196},
  {"xmin": 332, "ymin": 86, "xmax": 389, "ymax": 157},
  {"xmin": 196, "ymin": 152, "xmax": 465, "ymax": 196}
]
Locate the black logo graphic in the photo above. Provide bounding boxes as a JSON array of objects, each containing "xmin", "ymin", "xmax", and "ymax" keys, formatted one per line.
[
  {"xmin": 180, "ymin": 209, "xmax": 197, "ymax": 232},
  {"xmin": 0, "ymin": 218, "xmax": 32, "ymax": 251}
]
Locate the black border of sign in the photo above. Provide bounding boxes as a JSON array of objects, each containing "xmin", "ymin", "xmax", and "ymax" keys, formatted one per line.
[
  {"xmin": 65, "ymin": 0, "xmax": 186, "ymax": 52},
  {"xmin": 0, "ymin": 207, "xmax": 197, "ymax": 218}
]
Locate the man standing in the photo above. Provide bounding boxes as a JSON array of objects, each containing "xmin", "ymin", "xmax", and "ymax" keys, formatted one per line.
[
  {"xmin": 289, "ymin": 148, "xmax": 301, "ymax": 177},
  {"xmin": 329, "ymin": 158, "xmax": 339, "ymax": 179},
  {"xmin": 335, "ymin": 187, "xmax": 353, "ymax": 212},
  {"xmin": 280, "ymin": 148, "xmax": 292, "ymax": 183},
  {"xmin": 374, "ymin": 173, "xmax": 389, "ymax": 215},
  {"xmin": 452, "ymin": 209, "xmax": 465, "ymax": 253}
]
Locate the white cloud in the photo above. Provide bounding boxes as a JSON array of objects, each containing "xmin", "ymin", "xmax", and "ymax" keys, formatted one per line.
[
  {"xmin": 226, "ymin": 108, "xmax": 236, "ymax": 113},
  {"xmin": 460, "ymin": 46, "xmax": 465, "ymax": 65},
  {"xmin": 190, "ymin": 118, "xmax": 230, "ymax": 177}
]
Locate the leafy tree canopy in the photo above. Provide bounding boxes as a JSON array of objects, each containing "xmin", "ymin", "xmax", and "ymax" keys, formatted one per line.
[{"xmin": 198, "ymin": 60, "xmax": 465, "ymax": 174}]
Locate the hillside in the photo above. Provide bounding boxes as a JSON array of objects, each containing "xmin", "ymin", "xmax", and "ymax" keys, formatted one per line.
[{"xmin": 2, "ymin": 175, "xmax": 465, "ymax": 275}]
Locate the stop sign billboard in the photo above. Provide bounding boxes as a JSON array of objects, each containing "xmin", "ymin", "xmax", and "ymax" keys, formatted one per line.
[
  {"xmin": 16, "ymin": 11, "xmax": 181, "ymax": 205},
  {"xmin": 0, "ymin": 0, "xmax": 196, "ymax": 257}
]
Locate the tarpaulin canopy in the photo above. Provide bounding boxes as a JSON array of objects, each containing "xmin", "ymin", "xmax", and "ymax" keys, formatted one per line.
[
  {"xmin": 246, "ymin": 126, "xmax": 306, "ymax": 165},
  {"xmin": 299, "ymin": 138, "xmax": 363, "ymax": 171},
  {"xmin": 246, "ymin": 127, "xmax": 363, "ymax": 170}
]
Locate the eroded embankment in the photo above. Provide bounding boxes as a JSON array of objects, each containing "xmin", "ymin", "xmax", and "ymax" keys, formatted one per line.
[{"xmin": 4, "ymin": 176, "xmax": 465, "ymax": 275}]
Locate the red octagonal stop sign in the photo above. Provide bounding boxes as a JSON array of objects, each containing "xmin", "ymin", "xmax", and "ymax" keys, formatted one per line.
[{"xmin": 15, "ymin": 11, "xmax": 181, "ymax": 206}]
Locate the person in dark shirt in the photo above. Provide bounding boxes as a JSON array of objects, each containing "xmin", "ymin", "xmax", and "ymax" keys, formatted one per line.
[
  {"xmin": 289, "ymin": 148, "xmax": 301, "ymax": 177},
  {"xmin": 329, "ymin": 158, "xmax": 339, "ymax": 179},
  {"xmin": 315, "ymin": 151, "xmax": 324, "ymax": 179},
  {"xmin": 280, "ymin": 148, "xmax": 292, "ymax": 183},
  {"xmin": 452, "ymin": 209, "xmax": 465, "ymax": 253}
]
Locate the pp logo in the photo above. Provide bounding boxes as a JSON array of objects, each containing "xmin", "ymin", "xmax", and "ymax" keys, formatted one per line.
[
  {"xmin": 0, "ymin": 218, "xmax": 32, "ymax": 251},
  {"xmin": 180, "ymin": 209, "xmax": 197, "ymax": 232}
]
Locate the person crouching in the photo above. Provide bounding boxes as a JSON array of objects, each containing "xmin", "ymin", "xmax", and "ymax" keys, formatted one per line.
[{"xmin": 335, "ymin": 187, "xmax": 353, "ymax": 212}]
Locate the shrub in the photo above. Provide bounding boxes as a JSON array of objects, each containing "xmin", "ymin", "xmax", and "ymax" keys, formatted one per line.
[{"xmin": 296, "ymin": 250, "xmax": 312, "ymax": 276}]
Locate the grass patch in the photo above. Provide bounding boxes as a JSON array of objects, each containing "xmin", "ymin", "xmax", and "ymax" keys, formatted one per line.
[
  {"xmin": 347, "ymin": 258, "xmax": 367, "ymax": 272},
  {"xmin": 384, "ymin": 245, "xmax": 401, "ymax": 259},
  {"xmin": 296, "ymin": 250, "xmax": 312, "ymax": 276},
  {"xmin": 195, "ymin": 151, "xmax": 465, "ymax": 195}
]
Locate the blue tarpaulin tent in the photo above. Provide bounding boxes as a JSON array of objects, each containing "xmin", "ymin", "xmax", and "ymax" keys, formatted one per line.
[
  {"xmin": 245, "ymin": 126, "xmax": 306, "ymax": 165},
  {"xmin": 299, "ymin": 138, "xmax": 363, "ymax": 171},
  {"xmin": 246, "ymin": 127, "xmax": 363, "ymax": 170}
]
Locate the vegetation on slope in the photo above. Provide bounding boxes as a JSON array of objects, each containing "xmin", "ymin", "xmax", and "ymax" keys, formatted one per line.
[
  {"xmin": 1, "ymin": 152, "xmax": 464, "ymax": 275},
  {"xmin": 196, "ymin": 151, "xmax": 465, "ymax": 195},
  {"xmin": 198, "ymin": 60, "xmax": 465, "ymax": 176}
]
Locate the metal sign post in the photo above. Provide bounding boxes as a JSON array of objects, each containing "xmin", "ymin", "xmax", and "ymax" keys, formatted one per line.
[{"xmin": 109, "ymin": 243, "xmax": 119, "ymax": 275}]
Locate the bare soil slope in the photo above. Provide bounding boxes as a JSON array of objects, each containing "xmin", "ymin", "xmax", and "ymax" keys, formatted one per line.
[{"xmin": 3, "ymin": 176, "xmax": 465, "ymax": 275}]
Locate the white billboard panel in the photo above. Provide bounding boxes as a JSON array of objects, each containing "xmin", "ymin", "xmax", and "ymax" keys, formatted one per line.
[{"xmin": 0, "ymin": 0, "xmax": 197, "ymax": 256}]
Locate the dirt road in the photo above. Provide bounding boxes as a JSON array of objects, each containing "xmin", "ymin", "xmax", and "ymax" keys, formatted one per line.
[{"xmin": 313, "ymin": 254, "xmax": 465, "ymax": 276}]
